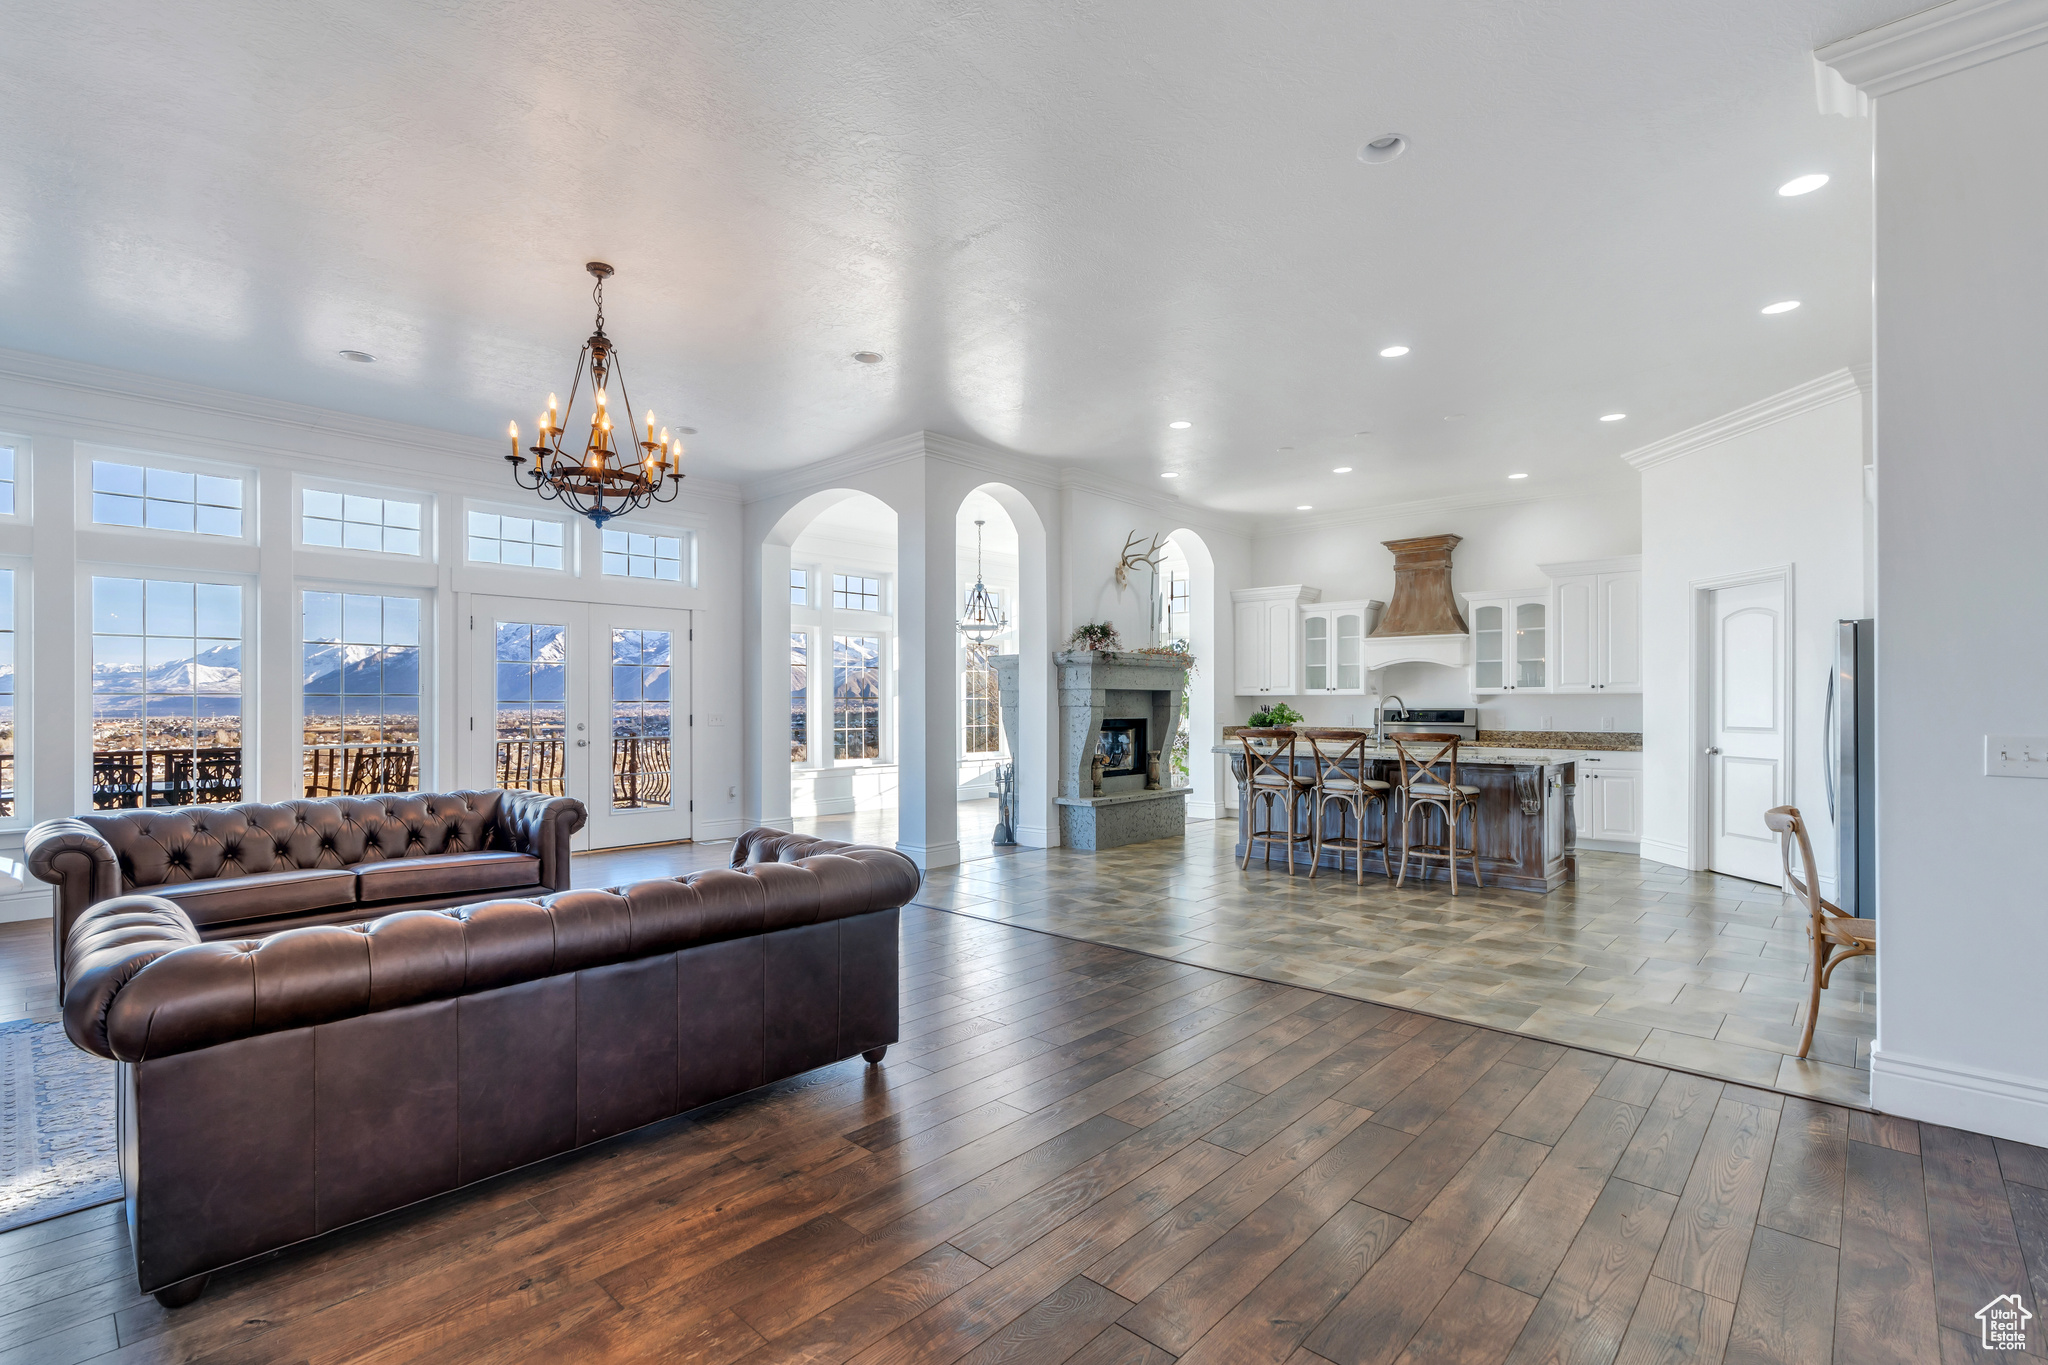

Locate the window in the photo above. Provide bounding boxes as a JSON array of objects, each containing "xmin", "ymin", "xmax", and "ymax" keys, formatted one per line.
[
  {"xmin": 963, "ymin": 642, "xmax": 999, "ymax": 755},
  {"xmin": 0, "ymin": 569, "xmax": 13, "ymax": 816},
  {"xmin": 494, "ymin": 620, "xmax": 567, "ymax": 793},
  {"xmin": 600, "ymin": 529, "xmax": 682, "ymax": 580},
  {"xmin": 91, "ymin": 461, "xmax": 243, "ymax": 537},
  {"xmin": 832, "ymin": 574, "xmax": 881, "ymax": 612},
  {"xmin": 302, "ymin": 592, "xmax": 422, "ymax": 797},
  {"xmin": 790, "ymin": 568, "xmax": 810, "ymax": 606},
  {"xmin": 91, "ymin": 577, "xmax": 243, "ymax": 808},
  {"xmin": 790, "ymin": 632, "xmax": 808, "ymax": 762},
  {"xmin": 610, "ymin": 629, "xmax": 672, "ymax": 809},
  {"xmin": 304, "ymin": 491, "xmax": 423, "ymax": 555},
  {"xmin": 0, "ymin": 446, "xmax": 15, "ymax": 517},
  {"xmin": 832, "ymin": 634, "xmax": 880, "ymax": 759},
  {"xmin": 468, "ymin": 511, "xmax": 565, "ymax": 569}
]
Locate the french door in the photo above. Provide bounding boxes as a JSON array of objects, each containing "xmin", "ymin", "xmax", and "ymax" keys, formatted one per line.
[{"xmin": 466, "ymin": 595, "xmax": 692, "ymax": 851}]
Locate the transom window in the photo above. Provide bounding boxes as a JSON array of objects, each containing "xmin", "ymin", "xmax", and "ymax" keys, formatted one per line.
[
  {"xmin": 833, "ymin": 634, "xmax": 881, "ymax": 760},
  {"xmin": 0, "ymin": 446, "xmax": 15, "ymax": 517},
  {"xmin": 90, "ymin": 577, "xmax": 243, "ymax": 808},
  {"xmin": 304, "ymin": 491, "xmax": 424, "ymax": 556},
  {"xmin": 610, "ymin": 630, "xmax": 672, "ymax": 809},
  {"xmin": 91, "ymin": 461, "xmax": 244, "ymax": 537},
  {"xmin": 468, "ymin": 512, "xmax": 565, "ymax": 569},
  {"xmin": 600, "ymin": 529, "xmax": 682, "ymax": 580},
  {"xmin": 832, "ymin": 575, "xmax": 881, "ymax": 612},
  {"xmin": 301, "ymin": 592, "xmax": 422, "ymax": 797}
]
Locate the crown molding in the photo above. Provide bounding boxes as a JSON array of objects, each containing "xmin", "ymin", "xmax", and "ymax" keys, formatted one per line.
[
  {"xmin": 1620, "ymin": 367, "xmax": 1868, "ymax": 473},
  {"xmin": 1251, "ymin": 474, "xmax": 1635, "ymax": 539},
  {"xmin": 1818, "ymin": 0, "xmax": 2048, "ymax": 97}
]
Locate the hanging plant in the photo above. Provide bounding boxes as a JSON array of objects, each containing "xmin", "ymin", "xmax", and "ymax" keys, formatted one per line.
[{"xmin": 1065, "ymin": 622, "xmax": 1123, "ymax": 651}]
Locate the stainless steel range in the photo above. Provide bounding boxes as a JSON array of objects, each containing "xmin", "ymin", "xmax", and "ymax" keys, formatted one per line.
[{"xmin": 1374, "ymin": 705, "xmax": 1479, "ymax": 746}]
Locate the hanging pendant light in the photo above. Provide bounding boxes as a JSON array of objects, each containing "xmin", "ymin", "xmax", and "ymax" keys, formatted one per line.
[
  {"xmin": 959, "ymin": 519, "xmax": 1008, "ymax": 643},
  {"xmin": 507, "ymin": 262, "xmax": 685, "ymax": 526}
]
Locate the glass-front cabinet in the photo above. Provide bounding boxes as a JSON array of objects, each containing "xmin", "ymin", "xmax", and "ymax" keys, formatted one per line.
[
  {"xmin": 1301, "ymin": 601, "xmax": 1371, "ymax": 694},
  {"xmin": 1463, "ymin": 591, "xmax": 1548, "ymax": 693}
]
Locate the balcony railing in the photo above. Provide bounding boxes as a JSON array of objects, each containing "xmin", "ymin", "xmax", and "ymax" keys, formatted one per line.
[
  {"xmin": 93, "ymin": 748, "xmax": 243, "ymax": 809},
  {"xmin": 303, "ymin": 745, "xmax": 419, "ymax": 798},
  {"xmin": 494, "ymin": 737, "xmax": 672, "ymax": 807}
]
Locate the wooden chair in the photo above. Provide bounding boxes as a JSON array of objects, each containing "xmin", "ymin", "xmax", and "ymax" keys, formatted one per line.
[
  {"xmin": 1238, "ymin": 728, "xmax": 1316, "ymax": 874},
  {"xmin": 1301, "ymin": 728, "xmax": 1391, "ymax": 884},
  {"xmin": 1766, "ymin": 805, "xmax": 1876, "ymax": 1060},
  {"xmin": 1389, "ymin": 732, "xmax": 1483, "ymax": 895}
]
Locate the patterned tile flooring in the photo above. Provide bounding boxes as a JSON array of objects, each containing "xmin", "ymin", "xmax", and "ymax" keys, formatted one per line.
[{"xmin": 916, "ymin": 818, "xmax": 1876, "ymax": 1107}]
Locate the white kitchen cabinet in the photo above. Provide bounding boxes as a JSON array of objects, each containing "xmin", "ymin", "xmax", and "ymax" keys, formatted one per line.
[
  {"xmin": 1231, "ymin": 585, "xmax": 1319, "ymax": 696},
  {"xmin": 1541, "ymin": 557, "xmax": 1642, "ymax": 692},
  {"xmin": 1462, "ymin": 591, "xmax": 1549, "ymax": 693},
  {"xmin": 1300, "ymin": 599, "xmax": 1382, "ymax": 695},
  {"xmin": 1576, "ymin": 752, "xmax": 1643, "ymax": 843}
]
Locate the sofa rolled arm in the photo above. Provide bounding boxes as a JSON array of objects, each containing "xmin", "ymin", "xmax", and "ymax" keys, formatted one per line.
[
  {"xmin": 496, "ymin": 791, "xmax": 588, "ymax": 890},
  {"xmin": 27, "ymin": 819, "xmax": 125, "ymax": 991},
  {"xmin": 731, "ymin": 826, "xmax": 922, "ymax": 900},
  {"xmin": 62, "ymin": 895, "xmax": 203, "ymax": 1061}
]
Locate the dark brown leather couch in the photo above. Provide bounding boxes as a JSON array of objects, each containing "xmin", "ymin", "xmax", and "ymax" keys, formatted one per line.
[
  {"xmin": 26, "ymin": 790, "xmax": 586, "ymax": 987},
  {"xmin": 58, "ymin": 826, "xmax": 917, "ymax": 1307}
]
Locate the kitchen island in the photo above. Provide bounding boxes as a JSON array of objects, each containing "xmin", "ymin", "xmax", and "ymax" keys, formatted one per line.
[{"xmin": 1216, "ymin": 743, "xmax": 1577, "ymax": 892}]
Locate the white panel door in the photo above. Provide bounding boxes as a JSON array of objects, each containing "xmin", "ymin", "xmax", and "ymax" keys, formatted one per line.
[
  {"xmin": 585, "ymin": 605, "xmax": 693, "ymax": 849},
  {"xmin": 1552, "ymin": 576, "xmax": 1597, "ymax": 691},
  {"xmin": 1598, "ymin": 571, "xmax": 1643, "ymax": 690},
  {"xmin": 466, "ymin": 595, "xmax": 592, "ymax": 851},
  {"xmin": 1709, "ymin": 580, "xmax": 1787, "ymax": 884},
  {"xmin": 1233, "ymin": 600, "xmax": 1267, "ymax": 694}
]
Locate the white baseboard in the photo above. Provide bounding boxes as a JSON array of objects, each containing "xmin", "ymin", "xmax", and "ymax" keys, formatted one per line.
[
  {"xmin": 692, "ymin": 817, "xmax": 748, "ymax": 841},
  {"xmin": 1637, "ymin": 837, "xmax": 1693, "ymax": 870},
  {"xmin": 896, "ymin": 839, "xmax": 961, "ymax": 870},
  {"xmin": 1015, "ymin": 822, "xmax": 1057, "ymax": 849},
  {"xmin": 1187, "ymin": 800, "xmax": 1223, "ymax": 821},
  {"xmin": 1870, "ymin": 1047, "xmax": 2048, "ymax": 1146},
  {"xmin": 0, "ymin": 888, "xmax": 50, "ymax": 925},
  {"xmin": 1576, "ymin": 838, "xmax": 1641, "ymax": 855}
]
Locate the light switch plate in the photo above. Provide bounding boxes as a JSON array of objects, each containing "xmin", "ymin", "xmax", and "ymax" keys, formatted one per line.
[{"xmin": 1985, "ymin": 735, "xmax": 2048, "ymax": 777}]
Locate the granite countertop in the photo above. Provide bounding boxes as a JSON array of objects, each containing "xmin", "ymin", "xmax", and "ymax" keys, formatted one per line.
[{"xmin": 1211, "ymin": 742, "xmax": 1638, "ymax": 765}]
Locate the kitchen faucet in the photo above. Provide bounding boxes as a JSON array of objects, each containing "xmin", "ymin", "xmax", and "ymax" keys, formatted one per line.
[{"xmin": 1377, "ymin": 695, "xmax": 1408, "ymax": 748}]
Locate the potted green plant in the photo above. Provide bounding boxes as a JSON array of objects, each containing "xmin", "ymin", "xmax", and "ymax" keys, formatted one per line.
[
  {"xmin": 1247, "ymin": 702, "xmax": 1304, "ymax": 727},
  {"xmin": 1065, "ymin": 622, "xmax": 1123, "ymax": 651}
]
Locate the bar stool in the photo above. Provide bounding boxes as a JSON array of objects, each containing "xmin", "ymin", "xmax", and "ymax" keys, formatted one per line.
[
  {"xmin": 1238, "ymin": 728, "xmax": 1316, "ymax": 874},
  {"xmin": 1766, "ymin": 805, "xmax": 1876, "ymax": 1059},
  {"xmin": 1301, "ymin": 728, "xmax": 1392, "ymax": 884},
  {"xmin": 1389, "ymin": 732, "xmax": 1483, "ymax": 894}
]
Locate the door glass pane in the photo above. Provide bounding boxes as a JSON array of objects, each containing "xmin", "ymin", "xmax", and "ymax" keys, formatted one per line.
[
  {"xmin": 1337, "ymin": 614, "xmax": 1362, "ymax": 691},
  {"xmin": 496, "ymin": 620, "xmax": 567, "ymax": 794},
  {"xmin": 611, "ymin": 628, "xmax": 672, "ymax": 808},
  {"xmin": 1474, "ymin": 604, "xmax": 1504, "ymax": 690},
  {"xmin": 1516, "ymin": 601, "xmax": 1546, "ymax": 689},
  {"xmin": 1303, "ymin": 616, "xmax": 1328, "ymax": 691}
]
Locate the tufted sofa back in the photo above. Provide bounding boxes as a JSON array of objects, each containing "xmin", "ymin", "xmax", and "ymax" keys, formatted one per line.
[{"xmin": 81, "ymin": 792, "xmax": 509, "ymax": 891}]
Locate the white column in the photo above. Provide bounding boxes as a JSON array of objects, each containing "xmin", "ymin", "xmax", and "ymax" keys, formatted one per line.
[
  {"xmin": 29, "ymin": 433, "xmax": 79, "ymax": 822},
  {"xmin": 893, "ymin": 465, "xmax": 959, "ymax": 869}
]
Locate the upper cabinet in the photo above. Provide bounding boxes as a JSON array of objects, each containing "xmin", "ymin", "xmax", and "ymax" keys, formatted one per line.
[
  {"xmin": 1463, "ymin": 592, "xmax": 1550, "ymax": 693},
  {"xmin": 1301, "ymin": 600, "xmax": 1384, "ymax": 695},
  {"xmin": 1232, "ymin": 585, "xmax": 1319, "ymax": 695},
  {"xmin": 1541, "ymin": 556, "xmax": 1642, "ymax": 693}
]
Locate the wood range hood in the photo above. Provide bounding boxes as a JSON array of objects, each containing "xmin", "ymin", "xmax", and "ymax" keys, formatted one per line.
[{"xmin": 1360, "ymin": 534, "xmax": 1473, "ymax": 672}]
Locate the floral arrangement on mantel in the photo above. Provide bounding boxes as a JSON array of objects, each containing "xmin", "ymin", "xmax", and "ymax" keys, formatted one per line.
[{"xmin": 1065, "ymin": 622, "xmax": 1123, "ymax": 651}]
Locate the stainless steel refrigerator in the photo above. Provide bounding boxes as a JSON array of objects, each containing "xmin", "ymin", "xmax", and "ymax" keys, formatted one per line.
[{"xmin": 1826, "ymin": 619, "xmax": 1875, "ymax": 918}]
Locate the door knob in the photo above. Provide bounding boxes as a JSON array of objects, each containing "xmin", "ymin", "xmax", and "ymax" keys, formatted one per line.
[
  {"xmin": 1704, "ymin": 746, "xmax": 1722, "ymax": 755},
  {"xmin": 576, "ymin": 739, "xmax": 589, "ymax": 748}
]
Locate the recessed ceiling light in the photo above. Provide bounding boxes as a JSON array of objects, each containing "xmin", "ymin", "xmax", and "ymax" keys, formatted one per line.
[
  {"xmin": 1600, "ymin": 413, "xmax": 1626, "ymax": 422},
  {"xmin": 852, "ymin": 350, "xmax": 884, "ymax": 363},
  {"xmin": 1379, "ymin": 346, "xmax": 1409, "ymax": 358},
  {"xmin": 339, "ymin": 349, "xmax": 375, "ymax": 363},
  {"xmin": 1779, "ymin": 174, "xmax": 1829, "ymax": 196},
  {"xmin": 1296, "ymin": 504, "xmax": 1314, "ymax": 511},
  {"xmin": 1160, "ymin": 471, "xmax": 1179, "ymax": 478},
  {"xmin": 1358, "ymin": 135, "xmax": 1407, "ymax": 164},
  {"xmin": 1761, "ymin": 300, "xmax": 1801, "ymax": 314},
  {"xmin": 1443, "ymin": 415, "xmax": 1465, "ymax": 422},
  {"xmin": 1168, "ymin": 420, "xmax": 1191, "ymax": 429},
  {"xmin": 1333, "ymin": 466, "xmax": 1353, "ymax": 474},
  {"xmin": 1508, "ymin": 473, "xmax": 1529, "ymax": 479},
  {"xmin": 677, "ymin": 427, "xmax": 697, "ymax": 435}
]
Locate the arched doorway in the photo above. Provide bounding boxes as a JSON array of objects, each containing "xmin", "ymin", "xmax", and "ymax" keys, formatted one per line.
[
  {"xmin": 959, "ymin": 482, "xmax": 1054, "ymax": 848},
  {"xmin": 1165, "ymin": 528, "xmax": 1223, "ymax": 819}
]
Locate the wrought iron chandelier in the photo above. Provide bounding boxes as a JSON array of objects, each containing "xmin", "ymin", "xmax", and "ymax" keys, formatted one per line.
[
  {"xmin": 507, "ymin": 262, "xmax": 684, "ymax": 526},
  {"xmin": 959, "ymin": 519, "xmax": 1009, "ymax": 643}
]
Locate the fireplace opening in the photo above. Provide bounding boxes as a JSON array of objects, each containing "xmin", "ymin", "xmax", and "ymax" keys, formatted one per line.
[{"xmin": 1096, "ymin": 718, "xmax": 1148, "ymax": 778}]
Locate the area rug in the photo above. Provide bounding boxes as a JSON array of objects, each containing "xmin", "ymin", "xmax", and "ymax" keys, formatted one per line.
[{"xmin": 0, "ymin": 1019, "xmax": 121, "ymax": 1232}]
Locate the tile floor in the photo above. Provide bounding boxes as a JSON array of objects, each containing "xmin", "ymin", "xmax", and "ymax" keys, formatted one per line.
[{"xmin": 914, "ymin": 816, "xmax": 1875, "ymax": 1107}]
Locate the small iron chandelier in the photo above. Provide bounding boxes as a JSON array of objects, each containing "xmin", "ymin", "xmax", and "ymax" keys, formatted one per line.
[
  {"xmin": 507, "ymin": 262, "xmax": 684, "ymax": 526},
  {"xmin": 959, "ymin": 519, "xmax": 1009, "ymax": 643}
]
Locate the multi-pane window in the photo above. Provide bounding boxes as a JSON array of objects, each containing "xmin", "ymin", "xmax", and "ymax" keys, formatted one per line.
[
  {"xmin": 91, "ymin": 461, "xmax": 243, "ymax": 537},
  {"xmin": 90, "ymin": 577, "xmax": 243, "ymax": 808},
  {"xmin": 832, "ymin": 574, "xmax": 881, "ymax": 612},
  {"xmin": 790, "ymin": 632, "xmax": 808, "ymax": 762},
  {"xmin": 1169, "ymin": 573, "xmax": 1190, "ymax": 629},
  {"xmin": 0, "ymin": 446, "xmax": 15, "ymax": 517},
  {"xmin": 790, "ymin": 568, "xmax": 810, "ymax": 606},
  {"xmin": 963, "ymin": 642, "xmax": 999, "ymax": 755},
  {"xmin": 0, "ymin": 570, "xmax": 13, "ymax": 816},
  {"xmin": 494, "ymin": 620, "xmax": 567, "ymax": 793},
  {"xmin": 832, "ymin": 635, "xmax": 881, "ymax": 760},
  {"xmin": 600, "ymin": 529, "xmax": 682, "ymax": 580},
  {"xmin": 468, "ymin": 512, "xmax": 565, "ymax": 569},
  {"xmin": 304, "ymin": 491, "xmax": 424, "ymax": 555},
  {"xmin": 610, "ymin": 629, "xmax": 672, "ymax": 809},
  {"xmin": 302, "ymin": 593, "xmax": 422, "ymax": 797}
]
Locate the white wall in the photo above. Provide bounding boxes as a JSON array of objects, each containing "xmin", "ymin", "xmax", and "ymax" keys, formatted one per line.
[
  {"xmin": 1247, "ymin": 486, "xmax": 1643, "ymax": 732},
  {"xmin": 1636, "ymin": 388, "xmax": 1868, "ymax": 882},
  {"xmin": 1860, "ymin": 40, "xmax": 2048, "ymax": 1142}
]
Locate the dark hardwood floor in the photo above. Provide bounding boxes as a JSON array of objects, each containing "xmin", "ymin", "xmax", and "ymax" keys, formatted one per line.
[{"xmin": 0, "ymin": 893, "xmax": 2032, "ymax": 1363}]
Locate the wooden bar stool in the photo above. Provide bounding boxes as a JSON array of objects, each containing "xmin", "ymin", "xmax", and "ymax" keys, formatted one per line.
[
  {"xmin": 1238, "ymin": 728, "xmax": 1316, "ymax": 874},
  {"xmin": 1389, "ymin": 732, "xmax": 1483, "ymax": 894},
  {"xmin": 1766, "ymin": 805, "xmax": 1877, "ymax": 1059},
  {"xmin": 1301, "ymin": 728, "xmax": 1392, "ymax": 883}
]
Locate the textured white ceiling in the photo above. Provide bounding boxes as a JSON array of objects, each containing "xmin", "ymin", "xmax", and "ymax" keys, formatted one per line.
[{"xmin": 0, "ymin": 0, "xmax": 1899, "ymax": 514}]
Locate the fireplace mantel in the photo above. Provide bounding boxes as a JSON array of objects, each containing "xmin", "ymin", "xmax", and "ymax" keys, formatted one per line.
[{"xmin": 1053, "ymin": 649, "xmax": 1193, "ymax": 850}]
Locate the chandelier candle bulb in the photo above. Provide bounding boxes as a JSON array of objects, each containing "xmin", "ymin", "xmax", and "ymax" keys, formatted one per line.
[{"xmin": 508, "ymin": 421, "xmax": 519, "ymax": 458}]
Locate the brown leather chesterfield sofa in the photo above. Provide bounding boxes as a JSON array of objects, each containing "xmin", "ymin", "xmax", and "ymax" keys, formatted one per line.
[
  {"xmin": 56, "ymin": 827, "xmax": 916, "ymax": 1308},
  {"xmin": 26, "ymin": 790, "xmax": 587, "ymax": 987}
]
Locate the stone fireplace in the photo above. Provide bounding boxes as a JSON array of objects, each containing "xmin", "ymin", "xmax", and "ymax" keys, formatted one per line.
[{"xmin": 1053, "ymin": 649, "xmax": 1193, "ymax": 850}]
